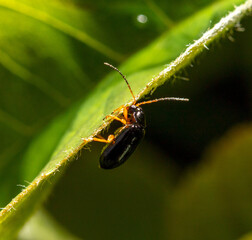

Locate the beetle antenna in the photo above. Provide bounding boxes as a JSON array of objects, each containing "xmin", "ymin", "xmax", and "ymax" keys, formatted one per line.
[
  {"xmin": 136, "ymin": 97, "xmax": 189, "ymax": 106},
  {"xmin": 104, "ymin": 62, "xmax": 136, "ymax": 104}
]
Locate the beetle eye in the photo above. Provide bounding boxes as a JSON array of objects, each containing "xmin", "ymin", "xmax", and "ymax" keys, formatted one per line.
[{"xmin": 135, "ymin": 111, "xmax": 145, "ymax": 122}]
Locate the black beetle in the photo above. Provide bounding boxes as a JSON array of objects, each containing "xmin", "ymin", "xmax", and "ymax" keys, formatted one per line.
[{"xmin": 92, "ymin": 63, "xmax": 189, "ymax": 169}]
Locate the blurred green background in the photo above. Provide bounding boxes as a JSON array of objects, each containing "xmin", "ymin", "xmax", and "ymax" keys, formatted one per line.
[{"xmin": 0, "ymin": 0, "xmax": 251, "ymax": 239}]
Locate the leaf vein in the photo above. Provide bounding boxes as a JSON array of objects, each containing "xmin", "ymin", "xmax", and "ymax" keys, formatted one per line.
[{"xmin": 0, "ymin": 0, "xmax": 125, "ymax": 61}]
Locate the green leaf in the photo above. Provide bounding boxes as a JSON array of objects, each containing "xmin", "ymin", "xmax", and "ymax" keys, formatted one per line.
[
  {"xmin": 45, "ymin": 141, "xmax": 174, "ymax": 240},
  {"xmin": 0, "ymin": 0, "xmax": 251, "ymax": 238},
  {"xmin": 19, "ymin": 209, "xmax": 81, "ymax": 240},
  {"xmin": 239, "ymin": 232, "xmax": 252, "ymax": 240},
  {"xmin": 167, "ymin": 124, "xmax": 252, "ymax": 240}
]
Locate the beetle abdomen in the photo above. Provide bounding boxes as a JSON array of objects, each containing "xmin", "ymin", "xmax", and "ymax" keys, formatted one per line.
[{"xmin": 100, "ymin": 124, "xmax": 145, "ymax": 169}]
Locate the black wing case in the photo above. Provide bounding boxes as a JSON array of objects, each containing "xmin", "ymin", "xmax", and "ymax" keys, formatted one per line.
[{"xmin": 99, "ymin": 124, "xmax": 145, "ymax": 169}]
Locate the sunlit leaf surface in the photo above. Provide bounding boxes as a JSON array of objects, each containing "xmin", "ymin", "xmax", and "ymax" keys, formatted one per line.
[{"xmin": 0, "ymin": 0, "xmax": 250, "ymax": 238}]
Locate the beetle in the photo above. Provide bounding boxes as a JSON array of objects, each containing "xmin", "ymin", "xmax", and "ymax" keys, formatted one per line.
[{"xmin": 92, "ymin": 63, "xmax": 189, "ymax": 169}]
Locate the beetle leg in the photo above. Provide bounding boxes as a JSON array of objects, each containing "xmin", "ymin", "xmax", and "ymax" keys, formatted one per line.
[
  {"xmin": 112, "ymin": 105, "xmax": 125, "ymax": 114},
  {"xmin": 105, "ymin": 115, "xmax": 126, "ymax": 125},
  {"xmin": 107, "ymin": 134, "xmax": 115, "ymax": 143},
  {"xmin": 123, "ymin": 107, "xmax": 128, "ymax": 122},
  {"xmin": 92, "ymin": 134, "xmax": 115, "ymax": 144}
]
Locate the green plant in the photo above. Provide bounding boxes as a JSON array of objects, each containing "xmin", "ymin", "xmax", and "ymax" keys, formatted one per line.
[{"xmin": 0, "ymin": 0, "xmax": 251, "ymax": 239}]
